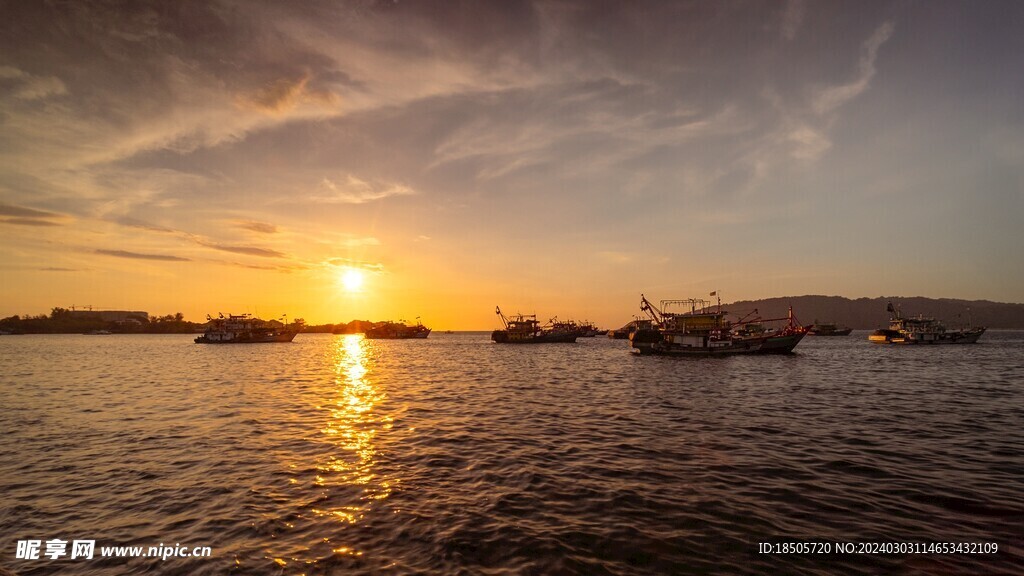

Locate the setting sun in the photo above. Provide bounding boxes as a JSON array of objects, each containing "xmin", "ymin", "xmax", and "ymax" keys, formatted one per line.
[{"xmin": 340, "ymin": 269, "xmax": 365, "ymax": 292}]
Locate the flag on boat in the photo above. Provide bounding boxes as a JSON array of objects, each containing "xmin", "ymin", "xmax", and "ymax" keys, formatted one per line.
[
  {"xmin": 709, "ymin": 291, "xmax": 717, "ymax": 297},
  {"xmin": 886, "ymin": 301, "xmax": 895, "ymax": 314}
]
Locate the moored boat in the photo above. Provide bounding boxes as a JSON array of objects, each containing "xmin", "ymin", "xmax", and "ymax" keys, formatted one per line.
[
  {"xmin": 195, "ymin": 313, "xmax": 298, "ymax": 344},
  {"xmin": 492, "ymin": 307, "xmax": 578, "ymax": 343},
  {"xmin": 807, "ymin": 321, "xmax": 852, "ymax": 336},
  {"xmin": 578, "ymin": 321, "xmax": 601, "ymax": 337},
  {"xmin": 364, "ymin": 318, "xmax": 431, "ymax": 339},
  {"xmin": 868, "ymin": 302, "xmax": 984, "ymax": 344},
  {"xmin": 630, "ymin": 294, "xmax": 807, "ymax": 356}
]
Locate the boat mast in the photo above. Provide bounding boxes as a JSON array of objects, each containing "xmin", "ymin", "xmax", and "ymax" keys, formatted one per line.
[
  {"xmin": 495, "ymin": 306, "xmax": 510, "ymax": 329},
  {"xmin": 639, "ymin": 294, "xmax": 663, "ymax": 323}
]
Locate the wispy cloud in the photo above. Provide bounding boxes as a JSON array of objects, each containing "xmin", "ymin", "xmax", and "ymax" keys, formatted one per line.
[
  {"xmin": 1, "ymin": 218, "xmax": 62, "ymax": 227},
  {"xmin": 813, "ymin": 21, "xmax": 895, "ymax": 115},
  {"xmin": 756, "ymin": 20, "xmax": 896, "ymax": 164},
  {"xmin": 195, "ymin": 241, "xmax": 287, "ymax": 258},
  {"xmin": 235, "ymin": 72, "xmax": 340, "ymax": 115},
  {"xmin": 218, "ymin": 260, "xmax": 308, "ymax": 272},
  {"xmin": 0, "ymin": 203, "xmax": 67, "ymax": 226},
  {"xmin": 104, "ymin": 216, "xmax": 290, "ymax": 260},
  {"xmin": 313, "ymin": 176, "xmax": 415, "ymax": 204},
  {"xmin": 235, "ymin": 220, "xmax": 279, "ymax": 234},
  {"xmin": 0, "ymin": 203, "xmax": 63, "ymax": 219},
  {"xmin": 781, "ymin": 0, "xmax": 806, "ymax": 41},
  {"xmin": 0, "ymin": 66, "xmax": 67, "ymax": 101},
  {"xmin": 95, "ymin": 249, "xmax": 190, "ymax": 262},
  {"xmin": 109, "ymin": 216, "xmax": 177, "ymax": 233},
  {"xmin": 325, "ymin": 257, "xmax": 384, "ymax": 272},
  {"xmin": 786, "ymin": 123, "xmax": 832, "ymax": 161}
]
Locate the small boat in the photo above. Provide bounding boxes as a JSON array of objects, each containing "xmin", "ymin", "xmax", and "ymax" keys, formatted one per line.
[
  {"xmin": 84, "ymin": 329, "xmax": 113, "ymax": 335},
  {"xmin": 868, "ymin": 302, "xmax": 984, "ymax": 344},
  {"xmin": 630, "ymin": 295, "xmax": 807, "ymax": 356},
  {"xmin": 195, "ymin": 313, "xmax": 298, "ymax": 344},
  {"xmin": 364, "ymin": 318, "xmax": 431, "ymax": 339},
  {"xmin": 492, "ymin": 307, "xmax": 578, "ymax": 343},
  {"xmin": 577, "ymin": 321, "xmax": 601, "ymax": 337},
  {"xmin": 807, "ymin": 321, "xmax": 852, "ymax": 336},
  {"xmin": 549, "ymin": 317, "xmax": 601, "ymax": 338}
]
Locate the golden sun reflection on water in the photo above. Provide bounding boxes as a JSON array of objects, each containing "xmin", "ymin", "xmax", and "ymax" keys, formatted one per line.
[
  {"xmin": 315, "ymin": 334, "xmax": 394, "ymax": 524},
  {"xmin": 265, "ymin": 335, "xmax": 397, "ymax": 570}
]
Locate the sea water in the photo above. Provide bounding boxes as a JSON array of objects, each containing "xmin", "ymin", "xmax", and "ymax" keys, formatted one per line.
[{"xmin": 1, "ymin": 332, "xmax": 1021, "ymax": 574}]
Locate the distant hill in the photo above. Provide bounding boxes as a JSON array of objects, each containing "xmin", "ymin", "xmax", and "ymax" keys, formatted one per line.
[{"xmin": 723, "ymin": 296, "xmax": 1024, "ymax": 329}]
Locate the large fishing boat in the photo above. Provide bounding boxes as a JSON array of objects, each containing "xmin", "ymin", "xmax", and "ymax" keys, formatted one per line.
[
  {"xmin": 868, "ymin": 302, "xmax": 985, "ymax": 344},
  {"xmin": 630, "ymin": 295, "xmax": 807, "ymax": 356},
  {"xmin": 807, "ymin": 321, "xmax": 852, "ymax": 336},
  {"xmin": 492, "ymin": 307, "xmax": 578, "ymax": 343},
  {"xmin": 364, "ymin": 318, "xmax": 431, "ymax": 339},
  {"xmin": 194, "ymin": 314, "xmax": 298, "ymax": 344}
]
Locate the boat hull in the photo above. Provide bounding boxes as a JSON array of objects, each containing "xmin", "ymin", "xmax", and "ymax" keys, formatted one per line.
[
  {"xmin": 195, "ymin": 331, "xmax": 297, "ymax": 344},
  {"xmin": 492, "ymin": 330, "xmax": 577, "ymax": 343},
  {"xmin": 808, "ymin": 328, "xmax": 852, "ymax": 336},
  {"xmin": 365, "ymin": 329, "xmax": 431, "ymax": 339},
  {"xmin": 630, "ymin": 329, "xmax": 806, "ymax": 356},
  {"xmin": 868, "ymin": 327, "xmax": 985, "ymax": 344}
]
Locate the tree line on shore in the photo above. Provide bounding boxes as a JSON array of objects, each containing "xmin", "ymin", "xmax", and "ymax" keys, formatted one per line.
[
  {"xmin": 0, "ymin": 308, "xmax": 202, "ymax": 334},
  {"xmin": 0, "ymin": 308, "xmax": 374, "ymax": 335}
]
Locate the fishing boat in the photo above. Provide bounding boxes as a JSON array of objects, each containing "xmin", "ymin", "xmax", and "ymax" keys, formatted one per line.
[
  {"xmin": 549, "ymin": 317, "xmax": 600, "ymax": 338},
  {"xmin": 630, "ymin": 295, "xmax": 807, "ymax": 356},
  {"xmin": 868, "ymin": 302, "xmax": 985, "ymax": 344},
  {"xmin": 194, "ymin": 313, "xmax": 298, "ymax": 344},
  {"xmin": 807, "ymin": 321, "xmax": 852, "ymax": 336},
  {"xmin": 364, "ymin": 318, "xmax": 431, "ymax": 339},
  {"xmin": 492, "ymin": 307, "xmax": 578, "ymax": 343}
]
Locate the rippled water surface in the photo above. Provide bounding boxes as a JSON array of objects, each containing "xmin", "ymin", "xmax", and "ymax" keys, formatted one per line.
[{"xmin": 1, "ymin": 332, "xmax": 1022, "ymax": 575}]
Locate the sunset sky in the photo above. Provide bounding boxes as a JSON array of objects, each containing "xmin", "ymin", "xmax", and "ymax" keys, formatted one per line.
[{"xmin": 1, "ymin": 1, "xmax": 1022, "ymax": 328}]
